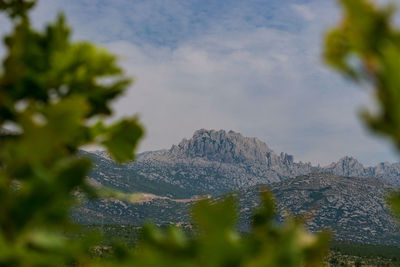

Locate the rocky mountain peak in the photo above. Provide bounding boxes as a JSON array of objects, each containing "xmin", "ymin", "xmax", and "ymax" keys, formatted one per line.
[
  {"xmin": 169, "ymin": 129, "xmax": 274, "ymax": 164},
  {"xmin": 335, "ymin": 156, "xmax": 363, "ymax": 168},
  {"xmin": 323, "ymin": 156, "xmax": 366, "ymax": 177}
]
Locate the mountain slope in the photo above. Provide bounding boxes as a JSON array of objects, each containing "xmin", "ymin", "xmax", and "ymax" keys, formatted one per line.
[
  {"xmin": 74, "ymin": 173, "xmax": 400, "ymax": 245},
  {"xmin": 239, "ymin": 173, "xmax": 400, "ymax": 245},
  {"xmin": 86, "ymin": 129, "xmax": 317, "ymax": 198},
  {"xmin": 75, "ymin": 129, "xmax": 400, "ymax": 245},
  {"xmin": 87, "ymin": 129, "xmax": 400, "ymax": 198}
]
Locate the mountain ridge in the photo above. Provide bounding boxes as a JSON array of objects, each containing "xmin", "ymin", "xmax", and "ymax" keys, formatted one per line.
[
  {"xmin": 75, "ymin": 129, "xmax": 400, "ymax": 246},
  {"xmin": 90, "ymin": 129, "xmax": 400, "ymax": 194}
]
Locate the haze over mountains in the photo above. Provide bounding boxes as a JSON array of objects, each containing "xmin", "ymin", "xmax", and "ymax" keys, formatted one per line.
[{"xmin": 75, "ymin": 129, "xmax": 400, "ymax": 245}]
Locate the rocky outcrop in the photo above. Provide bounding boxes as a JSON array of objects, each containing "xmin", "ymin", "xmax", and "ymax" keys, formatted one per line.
[
  {"xmin": 87, "ymin": 129, "xmax": 400, "ymax": 199},
  {"xmin": 372, "ymin": 162, "xmax": 400, "ymax": 185},
  {"xmin": 323, "ymin": 156, "xmax": 368, "ymax": 177},
  {"xmin": 169, "ymin": 129, "xmax": 273, "ymax": 164},
  {"xmin": 168, "ymin": 129, "xmax": 311, "ymax": 175},
  {"xmin": 116, "ymin": 129, "xmax": 319, "ymax": 197},
  {"xmin": 322, "ymin": 156, "xmax": 400, "ymax": 185}
]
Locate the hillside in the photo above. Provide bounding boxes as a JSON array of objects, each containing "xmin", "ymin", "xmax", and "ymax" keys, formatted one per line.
[
  {"xmin": 238, "ymin": 173, "xmax": 400, "ymax": 245},
  {"xmin": 74, "ymin": 172, "xmax": 400, "ymax": 245},
  {"xmin": 84, "ymin": 129, "xmax": 400, "ymax": 200},
  {"xmin": 74, "ymin": 129, "xmax": 400, "ymax": 245}
]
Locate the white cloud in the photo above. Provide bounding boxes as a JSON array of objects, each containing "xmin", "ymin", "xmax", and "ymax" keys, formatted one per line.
[
  {"xmin": 104, "ymin": 21, "xmax": 396, "ymax": 165},
  {"xmin": 291, "ymin": 4, "xmax": 315, "ymax": 21},
  {"xmin": 0, "ymin": 0, "xmax": 398, "ymax": 166}
]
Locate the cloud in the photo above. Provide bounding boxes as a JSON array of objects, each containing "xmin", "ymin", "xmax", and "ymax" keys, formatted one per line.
[
  {"xmin": 104, "ymin": 22, "xmax": 395, "ymax": 165},
  {"xmin": 291, "ymin": 4, "xmax": 315, "ymax": 21},
  {"xmin": 0, "ymin": 0, "xmax": 397, "ymax": 166}
]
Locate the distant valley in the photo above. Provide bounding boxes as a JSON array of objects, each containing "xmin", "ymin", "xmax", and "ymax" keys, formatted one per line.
[{"xmin": 73, "ymin": 129, "xmax": 400, "ymax": 246}]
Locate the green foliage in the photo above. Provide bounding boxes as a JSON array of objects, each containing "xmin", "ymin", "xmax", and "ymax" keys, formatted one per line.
[
  {"xmin": 0, "ymin": 0, "xmax": 35, "ymax": 19},
  {"xmin": 388, "ymin": 192, "xmax": 400, "ymax": 221},
  {"xmin": 0, "ymin": 0, "xmax": 144, "ymax": 265},
  {"xmin": 324, "ymin": 0, "xmax": 400, "ymax": 222},
  {"xmin": 98, "ymin": 193, "xmax": 329, "ymax": 267},
  {"xmin": 330, "ymin": 240, "xmax": 400, "ymax": 260},
  {"xmin": 324, "ymin": 0, "xmax": 400, "ymax": 150},
  {"xmin": 0, "ymin": 1, "xmax": 329, "ymax": 266}
]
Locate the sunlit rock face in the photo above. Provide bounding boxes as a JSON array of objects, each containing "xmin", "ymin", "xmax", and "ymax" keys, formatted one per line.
[
  {"xmin": 120, "ymin": 129, "xmax": 319, "ymax": 197},
  {"xmin": 170, "ymin": 129, "xmax": 274, "ymax": 164}
]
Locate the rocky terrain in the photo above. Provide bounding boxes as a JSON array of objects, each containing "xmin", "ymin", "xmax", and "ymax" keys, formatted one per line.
[
  {"xmin": 238, "ymin": 174, "xmax": 400, "ymax": 245},
  {"xmin": 323, "ymin": 156, "xmax": 400, "ymax": 185},
  {"xmin": 74, "ymin": 173, "xmax": 400, "ymax": 245},
  {"xmin": 85, "ymin": 129, "xmax": 316, "ymax": 198},
  {"xmin": 74, "ymin": 129, "xmax": 400, "ymax": 245},
  {"xmin": 85, "ymin": 129, "xmax": 400, "ymax": 197}
]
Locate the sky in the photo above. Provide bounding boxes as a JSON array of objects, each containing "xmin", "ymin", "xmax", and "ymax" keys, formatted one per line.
[{"xmin": 1, "ymin": 0, "xmax": 399, "ymax": 166}]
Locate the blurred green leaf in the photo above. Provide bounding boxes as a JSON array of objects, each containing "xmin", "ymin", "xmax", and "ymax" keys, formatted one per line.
[
  {"xmin": 324, "ymin": 0, "xmax": 400, "ymax": 252},
  {"xmin": 0, "ymin": 0, "xmax": 36, "ymax": 19},
  {"xmin": 101, "ymin": 118, "xmax": 144, "ymax": 163},
  {"xmin": 0, "ymin": 1, "xmax": 143, "ymax": 265}
]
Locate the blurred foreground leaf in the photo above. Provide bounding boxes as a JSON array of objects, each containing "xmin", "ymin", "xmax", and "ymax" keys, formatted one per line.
[
  {"xmin": 126, "ymin": 193, "xmax": 329, "ymax": 267},
  {"xmin": 324, "ymin": 0, "xmax": 400, "ymax": 231},
  {"xmin": 0, "ymin": 0, "xmax": 143, "ymax": 265}
]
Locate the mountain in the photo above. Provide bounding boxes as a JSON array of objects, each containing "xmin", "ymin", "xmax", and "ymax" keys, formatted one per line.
[
  {"xmin": 85, "ymin": 129, "xmax": 318, "ymax": 198},
  {"xmin": 74, "ymin": 129, "xmax": 400, "ymax": 245},
  {"xmin": 73, "ymin": 173, "xmax": 400, "ymax": 246},
  {"xmin": 86, "ymin": 129, "xmax": 400, "ymax": 199},
  {"xmin": 323, "ymin": 156, "xmax": 400, "ymax": 185},
  {"xmin": 241, "ymin": 173, "xmax": 400, "ymax": 245}
]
